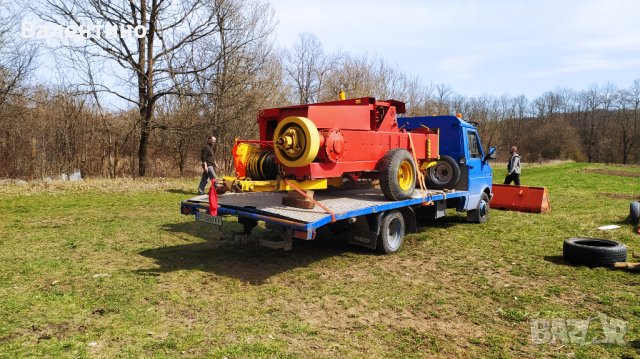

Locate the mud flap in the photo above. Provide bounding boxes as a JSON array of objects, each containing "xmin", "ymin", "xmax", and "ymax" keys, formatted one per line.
[
  {"xmin": 348, "ymin": 213, "xmax": 383, "ymax": 249},
  {"xmin": 398, "ymin": 206, "xmax": 417, "ymax": 233}
]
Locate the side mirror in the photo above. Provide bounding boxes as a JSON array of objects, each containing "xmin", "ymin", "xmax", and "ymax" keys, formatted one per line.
[{"xmin": 484, "ymin": 146, "xmax": 496, "ymax": 161}]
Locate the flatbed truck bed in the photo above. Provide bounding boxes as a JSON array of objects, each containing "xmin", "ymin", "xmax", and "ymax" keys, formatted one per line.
[{"xmin": 180, "ymin": 186, "xmax": 478, "ymax": 253}]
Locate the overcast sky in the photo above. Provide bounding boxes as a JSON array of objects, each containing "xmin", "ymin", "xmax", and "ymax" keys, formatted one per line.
[{"xmin": 269, "ymin": 0, "xmax": 640, "ymax": 98}]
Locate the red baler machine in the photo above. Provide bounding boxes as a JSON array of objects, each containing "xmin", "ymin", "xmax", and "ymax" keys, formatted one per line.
[{"xmin": 234, "ymin": 97, "xmax": 440, "ymax": 200}]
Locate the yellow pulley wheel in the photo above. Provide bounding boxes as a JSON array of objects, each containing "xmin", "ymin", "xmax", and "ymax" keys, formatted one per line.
[{"xmin": 273, "ymin": 116, "xmax": 320, "ymax": 167}]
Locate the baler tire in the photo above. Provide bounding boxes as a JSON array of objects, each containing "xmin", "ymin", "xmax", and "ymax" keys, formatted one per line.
[
  {"xmin": 426, "ymin": 155, "xmax": 461, "ymax": 190},
  {"xmin": 630, "ymin": 201, "xmax": 640, "ymax": 225},
  {"xmin": 377, "ymin": 210, "xmax": 405, "ymax": 254},
  {"xmin": 467, "ymin": 192, "xmax": 490, "ymax": 223},
  {"xmin": 562, "ymin": 237, "xmax": 627, "ymax": 267},
  {"xmin": 379, "ymin": 149, "xmax": 416, "ymax": 201}
]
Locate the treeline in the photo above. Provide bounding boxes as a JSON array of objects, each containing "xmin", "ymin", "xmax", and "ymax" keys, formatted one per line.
[{"xmin": 0, "ymin": 1, "xmax": 638, "ymax": 180}]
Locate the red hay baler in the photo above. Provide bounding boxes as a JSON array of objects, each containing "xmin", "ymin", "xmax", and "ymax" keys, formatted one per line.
[{"xmin": 236, "ymin": 97, "xmax": 440, "ymax": 200}]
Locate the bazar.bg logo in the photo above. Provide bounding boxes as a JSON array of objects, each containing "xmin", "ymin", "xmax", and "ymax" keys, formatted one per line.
[
  {"xmin": 530, "ymin": 313, "xmax": 627, "ymax": 345},
  {"xmin": 20, "ymin": 20, "xmax": 147, "ymax": 40}
]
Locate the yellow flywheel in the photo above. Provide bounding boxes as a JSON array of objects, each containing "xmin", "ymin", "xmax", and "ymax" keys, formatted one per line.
[
  {"xmin": 397, "ymin": 160, "xmax": 415, "ymax": 191},
  {"xmin": 273, "ymin": 116, "xmax": 320, "ymax": 167}
]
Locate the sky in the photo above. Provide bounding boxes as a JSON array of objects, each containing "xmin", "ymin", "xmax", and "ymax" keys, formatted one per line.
[{"xmin": 269, "ymin": 0, "xmax": 640, "ymax": 99}]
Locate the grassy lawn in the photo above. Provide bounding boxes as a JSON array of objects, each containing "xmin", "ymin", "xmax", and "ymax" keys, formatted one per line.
[{"xmin": 1, "ymin": 162, "xmax": 640, "ymax": 358}]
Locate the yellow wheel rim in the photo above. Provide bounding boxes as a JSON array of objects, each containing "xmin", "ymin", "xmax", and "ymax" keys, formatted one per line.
[
  {"xmin": 273, "ymin": 116, "xmax": 320, "ymax": 167},
  {"xmin": 398, "ymin": 160, "xmax": 414, "ymax": 191}
]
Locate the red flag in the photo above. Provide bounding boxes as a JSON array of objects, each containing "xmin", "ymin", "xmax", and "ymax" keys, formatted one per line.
[{"xmin": 208, "ymin": 179, "xmax": 218, "ymax": 216}]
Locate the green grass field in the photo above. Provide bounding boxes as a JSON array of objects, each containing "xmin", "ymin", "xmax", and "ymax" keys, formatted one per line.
[{"xmin": 1, "ymin": 162, "xmax": 640, "ymax": 358}]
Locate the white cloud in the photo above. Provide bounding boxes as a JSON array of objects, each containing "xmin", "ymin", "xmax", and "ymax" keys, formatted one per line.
[
  {"xmin": 523, "ymin": 56, "xmax": 640, "ymax": 79},
  {"xmin": 572, "ymin": 32, "xmax": 640, "ymax": 52},
  {"xmin": 437, "ymin": 41, "xmax": 526, "ymax": 79}
]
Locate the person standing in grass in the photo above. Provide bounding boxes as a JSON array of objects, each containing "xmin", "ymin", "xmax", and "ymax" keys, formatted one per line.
[
  {"xmin": 198, "ymin": 135, "xmax": 219, "ymax": 195},
  {"xmin": 504, "ymin": 146, "xmax": 521, "ymax": 185}
]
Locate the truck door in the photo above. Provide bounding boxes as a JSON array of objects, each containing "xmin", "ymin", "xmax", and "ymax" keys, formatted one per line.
[{"xmin": 465, "ymin": 129, "xmax": 488, "ymax": 209}]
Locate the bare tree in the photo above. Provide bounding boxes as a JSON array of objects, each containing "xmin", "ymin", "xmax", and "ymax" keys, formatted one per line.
[
  {"xmin": 616, "ymin": 81, "xmax": 640, "ymax": 164},
  {"xmin": 34, "ymin": 0, "xmax": 233, "ymax": 176},
  {"xmin": 284, "ymin": 32, "xmax": 339, "ymax": 104},
  {"xmin": 0, "ymin": 1, "xmax": 37, "ymax": 177},
  {"xmin": 187, "ymin": 0, "xmax": 280, "ymax": 174},
  {"xmin": 434, "ymin": 83, "xmax": 453, "ymax": 114},
  {"xmin": 0, "ymin": 1, "xmax": 36, "ymax": 106}
]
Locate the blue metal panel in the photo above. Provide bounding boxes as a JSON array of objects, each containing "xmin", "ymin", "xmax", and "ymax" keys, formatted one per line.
[
  {"xmin": 291, "ymin": 191, "xmax": 465, "ymax": 230},
  {"xmin": 399, "ymin": 115, "xmax": 468, "ymax": 160}
]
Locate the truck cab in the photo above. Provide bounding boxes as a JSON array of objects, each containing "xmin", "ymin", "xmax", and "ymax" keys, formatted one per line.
[{"xmin": 398, "ymin": 115, "xmax": 495, "ymax": 219}]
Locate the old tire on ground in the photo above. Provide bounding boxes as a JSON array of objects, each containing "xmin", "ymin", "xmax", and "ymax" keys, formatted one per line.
[
  {"xmin": 630, "ymin": 201, "xmax": 640, "ymax": 225},
  {"xmin": 379, "ymin": 148, "xmax": 416, "ymax": 201},
  {"xmin": 467, "ymin": 192, "xmax": 490, "ymax": 223},
  {"xmin": 563, "ymin": 237, "xmax": 627, "ymax": 267},
  {"xmin": 377, "ymin": 210, "xmax": 405, "ymax": 254},
  {"xmin": 426, "ymin": 155, "xmax": 461, "ymax": 190}
]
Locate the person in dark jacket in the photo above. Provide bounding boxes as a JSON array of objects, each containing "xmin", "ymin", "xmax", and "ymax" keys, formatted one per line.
[
  {"xmin": 503, "ymin": 146, "xmax": 521, "ymax": 185},
  {"xmin": 198, "ymin": 135, "xmax": 219, "ymax": 195}
]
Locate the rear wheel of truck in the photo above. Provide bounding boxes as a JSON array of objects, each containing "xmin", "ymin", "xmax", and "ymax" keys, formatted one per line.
[
  {"xmin": 377, "ymin": 210, "xmax": 405, "ymax": 254},
  {"xmin": 426, "ymin": 155, "xmax": 461, "ymax": 190},
  {"xmin": 379, "ymin": 148, "xmax": 416, "ymax": 201}
]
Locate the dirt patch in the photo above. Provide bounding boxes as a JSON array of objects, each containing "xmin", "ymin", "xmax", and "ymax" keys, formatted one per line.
[
  {"xmin": 598, "ymin": 192, "xmax": 640, "ymax": 200},
  {"xmin": 583, "ymin": 168, "xmax": 640, "ymax": 178}
]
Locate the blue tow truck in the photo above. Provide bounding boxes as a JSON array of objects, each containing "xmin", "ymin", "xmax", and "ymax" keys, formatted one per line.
[{"xmin": 180, "ymin": 115, "xmax": 496, "ymax": 253}]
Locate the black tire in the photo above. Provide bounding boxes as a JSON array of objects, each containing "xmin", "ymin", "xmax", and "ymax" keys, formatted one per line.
[
  {"xmin": 467, "ymin": 192, "xmax": 490, "ymax": 223},
  {"xmin": 377, "ymin": 210, "xmax": 405, "ymax": 254},
  {"xmin": 630, "ymin": 201, "xmax": 640, "ymax": 225},
  {"xmin": 563, "ymin": 237, "xmax": 627, "ymax": 267},
  {"xmin": 379, "ymin": 148, "xmax": 416, "ymax": 201},
  {"xmin": 426, "ymin": 155, "xmax": 461, "ymax": 190}
]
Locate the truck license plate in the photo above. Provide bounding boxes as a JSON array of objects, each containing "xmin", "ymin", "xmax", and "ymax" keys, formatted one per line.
[{"xmin": 195, "ymin": 212, "xmax": 222, "ymax": 226}]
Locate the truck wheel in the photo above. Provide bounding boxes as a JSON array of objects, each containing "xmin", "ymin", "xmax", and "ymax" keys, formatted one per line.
[
  {"xmin": 377, "ymin": 210, "xmax": 405, "ymax": 254},
  {"xmin": 563, "ymin": 237, "xmax": 627, "ymax": 267},
  {"xmin": 467, "ymin": 192, "xmax": 490, "ymax": 223},
  {"xmin": 630, "ymin": 201, "xmax": 640, "ymax": 225},
  {"xmin": 379, "ymin": 148, "xmax": 416, "ymax": 201},
  {"xmin": 426, "ymin": 155, "xmax": 461, "ymax": 190}
]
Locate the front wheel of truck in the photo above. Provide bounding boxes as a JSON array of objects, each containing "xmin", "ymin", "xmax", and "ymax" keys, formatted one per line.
[{"xmin": 467, "ymin": 192, "xmax": 490, "ymax": 223}]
